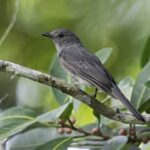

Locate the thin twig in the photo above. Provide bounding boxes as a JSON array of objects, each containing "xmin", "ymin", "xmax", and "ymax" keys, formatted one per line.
[{"xmin": 60, "ymin": 120, "xmax": 91, "ymax": 136}]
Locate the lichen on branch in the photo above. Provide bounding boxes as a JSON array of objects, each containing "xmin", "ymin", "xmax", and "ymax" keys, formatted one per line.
[{"xmin": 0, "ymin": 60, "xmax": 149, "ymax": 124}]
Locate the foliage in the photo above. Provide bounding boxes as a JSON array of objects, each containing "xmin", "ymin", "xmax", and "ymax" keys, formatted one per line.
[
  {"xmin": 0, "ymin": 0, "xmax": 150, "ymax": 149},
  {"xmin": 131, "ymin": 60, "xmax": 150, "ymax": 112},
  {"xmin": 0, "ymin": 48, "xmax": 149, "ymax": 149}
]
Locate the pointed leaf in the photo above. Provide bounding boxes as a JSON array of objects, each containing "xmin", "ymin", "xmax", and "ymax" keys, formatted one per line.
[
  {"xmin": 0, "ymin": 107, "xmax": 37, "ymax": 140},
  {"xmin": 111, "ymin": 76, "xmax": 134, "ymax": 109},
  {"xmin": 36, "ymin": 137, "xmax": 72, "ymax": 150},
  {"xmin": 96, "ymin": 48, "xmax": 113, "ymax": 64},
  {"xmin": 74, "ymin": 103, "xmax": 95, "ymax": 126},
  {"xmin": 37, "ymin": 102, "xmax": 73, "ymax": 123},
  {"xmin": 49, "ymin": 55, "xmax": 68, "ymax": 105},
  {"xmin": 0, "ymin": 107, "xmax": 37, "ymax": 118},
  {"xmin": 5, "ymin": 127, "xmax": 74, "ymax": 150},
  {"xmin": 141, "ymin": 36, "xmax": 150, "ymax": 67},
  {"xmin": 102, "ymin": 136, "xmax": 128, "ymax": 150},
  {"xmin": 131, "ymin": 60, "xmax": 150, "ymax": 110},
  {"xmin": 145, "ymin": 80, "xmax": 150, "ymax": 88},
  {"xmin": 138, "ymin": 99, "xmax": 150, "ymax": 113}
]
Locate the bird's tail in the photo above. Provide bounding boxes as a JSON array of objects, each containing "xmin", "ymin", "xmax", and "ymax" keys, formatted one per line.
[{"xmin": 112, "ymin": 85, "xmax": 145, "ymax": 121}]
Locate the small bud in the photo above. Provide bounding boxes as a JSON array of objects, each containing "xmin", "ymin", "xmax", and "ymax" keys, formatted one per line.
[
  {"xmin": 119, "ymin": 128, "xmax": 127, "ymax": 136},
  {"xmin": 91, "ymin": 127, "xmax": 100, "ymax": 135},
  {"xmin": 58, "ymin": 128, "xmax": 64, "ymax": 134},
  {"xmin": 64, "ymin": 128, "xmax": 72, "ymax": 134},
  {"xmin": 70, "ymin": 118, "xmax": 76, "ymax": 124},
  {"xmin": 58, "ymin": 119, "xmax": 66, "ymax": 124},
  {"xmin": 142, "ymin": 137, "xmax": 149, "ymax": 144}
]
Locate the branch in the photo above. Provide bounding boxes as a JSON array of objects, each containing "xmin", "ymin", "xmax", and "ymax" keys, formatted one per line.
[
  {"xmin": 0, "ymin": 0, "xmax": 19, "ymax": 46},
  {"xmin": 0, "ymin": 60, "xmax": 149, "ymax": 124}
]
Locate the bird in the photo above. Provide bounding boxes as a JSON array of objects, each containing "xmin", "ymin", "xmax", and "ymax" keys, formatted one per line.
[{"xmin": 42, "ymin": 28, "xmax": 145, "ymax": 121}]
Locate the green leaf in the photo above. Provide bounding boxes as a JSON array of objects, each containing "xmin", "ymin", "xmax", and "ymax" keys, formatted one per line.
[
  {"xmin": 95, "ymin": 48, "xmax": 113, "ymax": 64},
  {"xmin": 118, "ymin": 76, "xmax": 134, "ymax": 100},
  {"xmin": 138, "ymin": 99, "xmax": 150, "ymax": 113},
  {"xmin": 141, "ymin": 36, "xmax": 150, "ymax": 68},
  {"xmin": 110, "ymin": 76, "xmax": 134, "ymax": 111},
  {"xmin": 0, "ymin": 107, "xmax": 37, "ymax": 118},
  {"xmin": 74, "ymin": 103, "xmax": 96, "ymax": 126},
  {"xmin": 118, "ymin": 76, "xmax": 134, "ymax": 88},
  {"xmin": 49, "ymin": 55, "xmax": 68, "ymax": 105},
  {"xmin": 36, "ymin": 137, "xmax": 73, "ymax": 150},
  {"xmin": 0, "ymin": 107, "xmax": 37, "ymax": 140},
  {"xmin": 131, "ymin": 60, "xmax": 150, "ymax": 110},
  {"xmin": 16, "ymin": 78, "xmax": 55, "ymax": 111},
  {"xmin": 145, "ymin": 80, "xmax": 150, "ymax": 88},
  {"xmin": 5, "ymin": 127, "xmax": 73, "ymax": 150},
  {"xmin": 102, "ymin": 136, "xmax": 128, "ymax": 150},
  {"xmin": 37, "ymin": 102, "xmax": 73, "ymax": 123},
  {"xmin": 120, "ymin": 144, "xmax": 139, "ymax": 150},
  {"xmin": 70, "ymin": 136, "xmax": 106, "ymax": 149}
]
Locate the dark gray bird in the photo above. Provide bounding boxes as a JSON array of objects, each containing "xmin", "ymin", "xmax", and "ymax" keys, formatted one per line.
[{"xmin": 42, "ymin": 28, "xmax": 145, "ymax": 121}]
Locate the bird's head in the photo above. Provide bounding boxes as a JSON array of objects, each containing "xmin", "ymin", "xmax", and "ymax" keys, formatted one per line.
[{"xmin": 42, "ymin": 28, "xmax": 81, "ymax": 52}]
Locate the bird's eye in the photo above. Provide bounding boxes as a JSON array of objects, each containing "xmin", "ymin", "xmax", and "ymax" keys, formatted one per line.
[{"xmin": 58, "ymin": 33, "xmax": 64, "ymax": 38}]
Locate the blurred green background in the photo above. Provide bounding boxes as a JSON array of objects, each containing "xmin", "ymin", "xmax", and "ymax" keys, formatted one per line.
[{"xmin": 0, "ymin": 0, "xmax": 150, "ymax": 125}]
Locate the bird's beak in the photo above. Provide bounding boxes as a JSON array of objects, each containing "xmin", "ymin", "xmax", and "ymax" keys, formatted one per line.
[{"xmin": 42, "ymin": 32, "xmax": 52, "ymax": 38}]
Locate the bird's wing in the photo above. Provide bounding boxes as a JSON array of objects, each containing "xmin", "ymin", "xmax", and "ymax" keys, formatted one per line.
[
  {"xmin": 59, "ymin": 46, "xmax": 115, "ymax": 94},
  {"xmin": 59, "ymin": 47, "xmax": 145, "ymax": 121}
]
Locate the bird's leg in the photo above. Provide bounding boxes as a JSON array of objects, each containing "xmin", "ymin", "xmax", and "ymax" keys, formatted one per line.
[
  {"xmin": 129, "ymin": 124, "xmax": 136, "ymax": 142},
  {"xmin": 93, "ymin": 87, "xmax": 98, "ymax": 98},
  {"xmin": 116, "ymin": 108, "xmax": 120, "ymax": 113}
]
